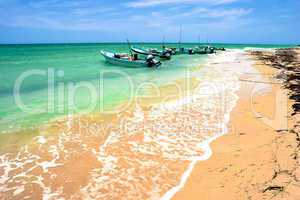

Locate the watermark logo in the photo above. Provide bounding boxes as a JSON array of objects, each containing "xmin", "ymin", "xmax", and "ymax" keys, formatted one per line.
[{"xmin": 11, "ymin": 65, "xmax": 289, "ymax": 133}]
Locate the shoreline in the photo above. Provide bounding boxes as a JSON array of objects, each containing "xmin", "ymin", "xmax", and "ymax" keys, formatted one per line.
[
  {"xmin": 172, "ymin": 48, "xmax": 300, "ymax": 200},
  {"xmin": 1, "ymin": 48, "xmax": 299, "ymax": 199},
  {"xmin": 0, "ymin": 49, "xmax": 246, "ymax": 199},
  {"xmin": 161, "ymin": 49, "xmax": 249, "ymax": 200}
]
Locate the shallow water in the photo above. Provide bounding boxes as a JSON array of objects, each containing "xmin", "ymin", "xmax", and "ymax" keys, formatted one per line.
[
  {"xmin": 0, "ymin": 44, "xmax": 294, "ymax": 199},
  {"xmin": 0, "ymin": 48, "xmax": 254, "ymax": 199},
  {"xmin": 0, "ymin": 43, "xmax": 210, "ymax": 133}
]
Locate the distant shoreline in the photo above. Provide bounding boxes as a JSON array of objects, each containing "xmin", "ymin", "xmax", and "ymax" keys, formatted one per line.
[{"xmin": 0, "ymin": 42, "xmax": 298, "ymax": 46}]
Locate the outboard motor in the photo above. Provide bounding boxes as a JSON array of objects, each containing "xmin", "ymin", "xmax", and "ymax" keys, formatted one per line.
[
  {"xmin": 166, "ymin": 48, "xmax": 175, "ymax": 56},
  {"xmin": 170, "ymin": 48, "xmax": 176, "ymax": 55},
  {"xmin": 146, "ymin": 54, "xmax": 154, "ymax": 62},
  {"xmin": 165, "ymin": 52, "xmax": 171, "ymax": 59},
  {"xmin": 146, "ymin": 55, "xmax": 160, "ymax": 67},
  {"xmin": 161, "ymin": 51, "xmax": 171, "ymax": 60}
]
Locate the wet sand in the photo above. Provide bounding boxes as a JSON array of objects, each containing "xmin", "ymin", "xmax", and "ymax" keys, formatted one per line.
[{"xmin": 172, "ymin": 48, "xmax": 300, "ymax": 200}]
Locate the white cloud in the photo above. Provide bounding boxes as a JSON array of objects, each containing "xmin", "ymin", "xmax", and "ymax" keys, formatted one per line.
[
  {"xmin": 178, "ymin": 7, "xmax": 253, "ymax": 18},
  {"xmin": 3, "ymin": 6, "xmax": 251, "ymax": 32},
  {"xmin": 130, "ymin": 7, "xmax": 252, "ymax": 23},
  {"xmin": 0, "ymin": 0, "xmax": 251, "ymax": 36},
  {"xmin": 126, "ymin": 0, "xmax": 238, "ymax": 8}
]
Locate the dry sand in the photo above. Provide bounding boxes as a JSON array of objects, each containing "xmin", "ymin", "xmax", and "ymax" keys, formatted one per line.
[{"xmin": 172, "ymin": 49, "xmax": 300, "ymax": 200}]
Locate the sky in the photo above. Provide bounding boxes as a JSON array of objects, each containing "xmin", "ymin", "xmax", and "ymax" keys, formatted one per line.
[{"xmin": 0, "ymin": 0, "xmax": 299, "ymax": 44}]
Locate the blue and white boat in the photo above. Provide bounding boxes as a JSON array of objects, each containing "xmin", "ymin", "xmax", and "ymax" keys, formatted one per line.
[{"xmin": 100, "ymin": 50, "xmax": 161, "ymax": 68}]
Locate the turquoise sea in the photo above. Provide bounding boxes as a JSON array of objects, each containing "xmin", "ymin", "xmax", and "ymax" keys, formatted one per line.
[
  {"xmin": 0, "ymin": 43, "xmax": 294, "ymax": 133},
  {"xmin": 0, "ymin": 42, "xmax": 297, "ymax": 200}
]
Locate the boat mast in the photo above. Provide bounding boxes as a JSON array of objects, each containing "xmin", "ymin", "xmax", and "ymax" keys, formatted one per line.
[
  {"xmin": 126, "ymin": 39, "xmax": 133, "ymax": 57},
  {"xmin": 162, "ymin": 35, "xmax": 165, "ymax": 48},
  {"xmin": 178, "ymin": 25, "xmax": 182, "ymax": 48},
  {"xmin": 206, "ymin": 34, "xmax": 209, "ymax": 45}
]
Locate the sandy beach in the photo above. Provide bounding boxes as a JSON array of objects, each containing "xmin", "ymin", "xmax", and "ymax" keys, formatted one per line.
[
  {"xmin": 173, "ymin": 48, "xmax": 300, "ymax": 200},
  {"xmin": 1, "ymin": 47, "xmax": 299, "ymax": 199},
  {"xmin": 1, "ymin": 0, "xmax": 300, "ymax": 198}
]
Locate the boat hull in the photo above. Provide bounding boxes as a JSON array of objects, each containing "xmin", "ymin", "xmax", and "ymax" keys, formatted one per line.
[
  {"xmin": 101, "ymin": 50, "xmax": 148, "ymax": 68},
  {"xmin": 132, "ymin": 47, "xmax": 171, "ymax": 60}
]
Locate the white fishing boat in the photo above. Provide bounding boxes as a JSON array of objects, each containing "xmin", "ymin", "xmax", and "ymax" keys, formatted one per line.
[{"xmin": 100, "ymin": 50, "xmax": 161, "ymax": 68}]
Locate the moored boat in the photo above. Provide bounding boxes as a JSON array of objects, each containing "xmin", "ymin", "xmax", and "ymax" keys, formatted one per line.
[
  {"xmin": 194, "ymin": 46, "xmax": 216, "ymax": 54},
  {"xmin": 215, "ymin": 47, "xmax": 226, "ymax": 51},
  {"xmin": 176, "ymin": 47, "xmax": 195, "ymax": 55},
  {"xmin": 162, "ymin": 47, "xmax": 177, "ymax": 55},
  {"xmin": 194, "ymin": 46, "xmax": 209, "ymax": 54},
  {"xmin": 131, "ymin": 46, "xmax": 172, "ymax": 60},
  {"xmin": 100, "ymin": 50, "xmax": 161, "ymax": 68}
]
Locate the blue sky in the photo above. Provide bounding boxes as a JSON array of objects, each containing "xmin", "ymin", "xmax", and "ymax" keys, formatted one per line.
[{"xmin": 0, "ymin": 0, "xmax": 299, "ymax": 44}]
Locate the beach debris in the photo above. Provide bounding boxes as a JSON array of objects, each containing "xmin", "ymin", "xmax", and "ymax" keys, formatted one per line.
[
  {"xmin": 263, "ymin": 185, "xmax": 284, "ymax": 193},
  {"xmin": 250, "ymin": 47, "xmax": 300, "ymax": 200},
  {"xmin": 251, "ymin": 48, "xmax": 300, "ymax": 115}
]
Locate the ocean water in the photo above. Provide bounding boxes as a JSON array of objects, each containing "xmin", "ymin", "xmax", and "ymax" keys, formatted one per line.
[
  {"xmin": 0, "ymin": 43, "xmax": 211, "ymax": 133},
  {"xmin": 0, "ymin": 43, "xmax": 293, "ymax": 133},
  {"xmin": 0, "ymin": 43, "xmax": 295, "ymax": 199}
]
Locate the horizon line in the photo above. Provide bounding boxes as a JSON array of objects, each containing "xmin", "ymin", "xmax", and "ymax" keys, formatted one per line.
[{"xmin": 0, "ymin": 41, "xmax": 298, "ymax": 46}]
